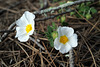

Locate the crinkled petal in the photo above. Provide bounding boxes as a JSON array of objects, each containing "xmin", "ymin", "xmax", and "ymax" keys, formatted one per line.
[
  {"xmin": 57, "ymin": 26, "xmax": 63, "ymax": 38},
  {"xmin": 61, "ymin": 27, "xmax": 74, "ymax": 37},
  {"xmin": 68, "ymin": 34, "xmax": 78, "ymax": 47},
  {"xmin": 24, "ymin": 11, "xmax": 35, "ymax": 24},
  {"xmin": 18, "ymin": 34, "xmax": 29, "ymax": 42},
  {"xmin": 54, "ymin": 38, "xmax": 62, "ymax": 50},
  {"xmin": 15, "ymin": 27, "xmax": 26, "ymax": 37},
  {"xmin": 31, "ymin": 20, "xmax": 35, "ymax": 29},
  {"xmin": 59, "ymin": 43, "xmax": 72, "ymax": 54},
  {"xmin": 16, "ymin": 13, "xmax": 29, "ymax": 27}
]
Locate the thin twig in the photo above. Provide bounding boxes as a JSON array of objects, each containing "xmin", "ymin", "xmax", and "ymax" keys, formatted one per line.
[
  {"xmin": 29, "ymin": 37, "xmax": 45, "ymax": 50},
  {"xmin": 0, "ymin": 29, "xmax": 14, "ymax": 33},
  {"xmin": 69, "ymin": 49, "xmax": 74, "ymax": 67},
  {"xmin": 33, "ymin": 0, "xmax": 93, "ymax": 14},
  {"xmin": 0, "ymin": 59, "xmax": 8, "ymax": 67},
  {"xmin": 35, "ymin": 9, "xmax": 74, "ymax": 21}
]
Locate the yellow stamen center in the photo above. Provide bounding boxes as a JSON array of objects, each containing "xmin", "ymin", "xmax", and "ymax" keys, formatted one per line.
[
  {"xmin": 26, "ymin": 24, "xmax": 32, "ymax": 33},
  {"xmin": 60, "ymin": 35, "xmax": 68, "ymax": 44}
]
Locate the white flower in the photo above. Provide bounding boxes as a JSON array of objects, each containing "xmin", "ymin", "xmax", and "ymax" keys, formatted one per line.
[
  {"xmin": 54, "ymin": 26, "xmax": 78, "ymax": 54},
  {"xmin": 15, "ymin": 11, "xmax": 35, "ymax": 42}
]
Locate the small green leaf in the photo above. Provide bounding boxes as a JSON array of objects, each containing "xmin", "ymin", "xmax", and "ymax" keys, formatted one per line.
[
  {"xmin": 50, "ymin": 39, "xmax": 54, "ymax": 47},
  {"xmin": 56, "ymin": 16, "xmax": 60, "ymax": 20},
  {"xmin": 70, "ymin": 12, "xmax": 75, "ymax": 16},
  {"xmin": 86, "ymin": 2, "xmax": 91, "ymax": 5},
  {"xmin": 81, "ymin": 3, "xmax": 85, "ymax": 7},
  {"xmin": 85, "ymin": 6, "xmax": 90, "ymax": 11},
  {"xmin": 61, "ymin": 16, "xmax": 66, "ymax": 23},
  {"xmin": 52, "ymin": 22, "xmax": 55, "ymax": 28},
  {"xmin": 47, "ymin": 26, "xmax": 53, "ymax": 33},
  {"xmin": 52, "ymin": 22, "xmax": 57, "ymax": 30},
  {"xmin": 90, "ymin": 7, "xmax": 97, "ymax": 14},
  {"xmin": 79, "ymin": 6, "xmax": 89, "ymax": 12}
]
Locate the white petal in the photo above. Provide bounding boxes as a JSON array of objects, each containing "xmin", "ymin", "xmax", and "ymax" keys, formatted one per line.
[
  {"xmin": 57, "ymin": 26, "xmax": 63, "ymax": 38},
  {"xmin": 15, "ymin": 27, "xmax": 26, "ymax": 37},
  {"xmin": 18, "ymin": 34, "xmax": 29, "ymax": 42},
  {"xmin": 31, "ymin": 20, "xmax": 35, "ymax": 28},
  {"xmin": 68, "ymin": 34, "xmax": 78, "ymax": 47},
  {"xmin": 59, "ymin": 43, "xmax": 72, "ymax": 54},
  {"xmin": 54, "ymin": 38, "xmax": 62, "ymax": 50},
  {"xmin": 24, "ymin": 11, "xmax": 35, "ymax": 24},
  {"xmin": 16, "ymin": 13, "xmax": 29, "ymax": 27},
  {"xmin": 61, "ymin": 27, "xmax": 74, "ymax": 37}
]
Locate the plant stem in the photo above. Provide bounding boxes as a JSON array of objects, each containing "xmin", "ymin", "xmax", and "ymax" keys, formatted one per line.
[{"xmin": 69, "ymin": 49, "xmax": 74, "ymax": 67}]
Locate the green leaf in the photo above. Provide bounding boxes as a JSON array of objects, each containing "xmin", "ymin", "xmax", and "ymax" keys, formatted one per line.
[
  {"xmin": 85, "ymin": 6, "xmax": 90, "ymax": 11},
  {"xmin": 81, "ymin": 3, "xmax": 85, "ymax": 7},
  {"xmin": 86, "ymin": 2, "xmax": 91, "ymax": 5},
  {"xmin": 46, "ymin": 26, "xmax": 54, "ymax": 47},
  {"xmin": 70, "ymin": 12, "xmax": 75, "ymax": 16},
  {"xmin": 49, "ymin": 39, "xmax": 54, "ymax": 47},
  {"xmin": 47, "ymin": 26, "xmax": 53, "ymax": 33},
  {"xmin": 79, "ymin": 6, "xmax": 89, "ymax": 12},
  {"xmin": 56, "ymin": 16, "xmax": 60, "ymax": 19},
  {"xmin": 52, "ymin": 22, "xmax": 56, "ymax": 30},
  {"xmin": 61, "ymin": 16, "xmax": 66, "ymax": 23},
  {"xmin": 46, "ymin": 23, "xmax": 58, "ymax": 48},
  {"xmin": 90, "ymin": 7, "xmax": 97, "ymax": 14}
]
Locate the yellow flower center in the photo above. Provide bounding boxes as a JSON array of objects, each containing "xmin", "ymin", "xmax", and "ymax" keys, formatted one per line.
[
  {"xmin": 26, "ymin": 24, "xmax": 32, "ymax": 33},
  {"xmin": 60, "ymin": 35, "xmax": 68, "ymax": 44}
]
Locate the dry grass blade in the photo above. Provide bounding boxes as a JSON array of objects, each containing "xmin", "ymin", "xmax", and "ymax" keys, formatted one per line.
[{"xmin": 39, "ymin": 53, "xmax": 44, "ymax": 67}]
